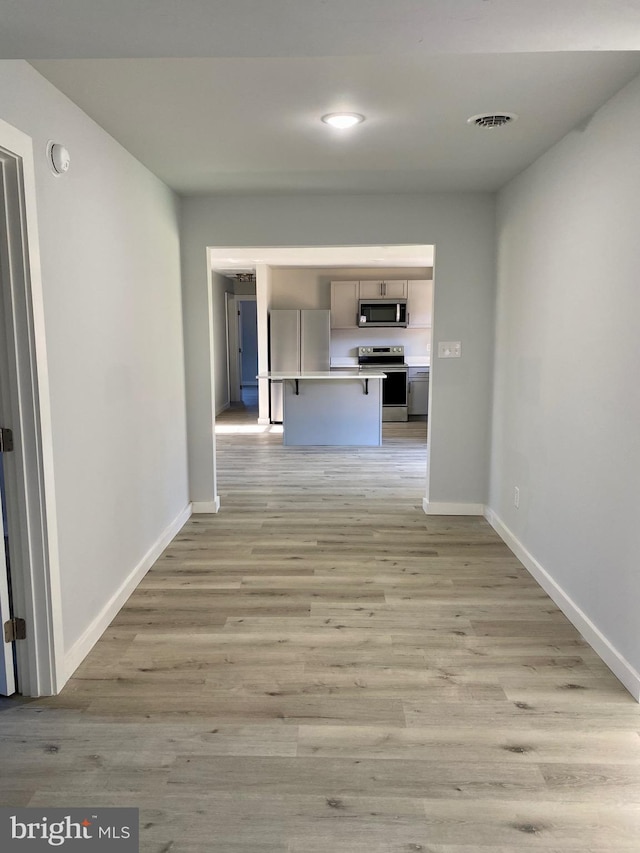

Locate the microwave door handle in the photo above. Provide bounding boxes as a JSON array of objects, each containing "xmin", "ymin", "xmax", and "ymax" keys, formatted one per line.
[{"xmin": 396, "ymin": 303, "xmax": 400, "ymax": 322}]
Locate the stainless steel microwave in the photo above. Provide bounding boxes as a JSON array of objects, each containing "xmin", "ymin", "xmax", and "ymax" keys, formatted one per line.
[{"xmin": 358, "ymin": 299, "xmax": 408, "ymax": 327}]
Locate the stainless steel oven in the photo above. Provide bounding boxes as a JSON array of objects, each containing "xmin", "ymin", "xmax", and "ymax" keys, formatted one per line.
[{"xmin": 358, "ymin": 345, "xmax": 408, "ymax": 422}]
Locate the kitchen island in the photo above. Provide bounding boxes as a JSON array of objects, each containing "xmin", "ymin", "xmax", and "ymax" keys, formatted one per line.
[{"xmin": 259, "ymin": 371, "xmax": 385, "ymax": 446}]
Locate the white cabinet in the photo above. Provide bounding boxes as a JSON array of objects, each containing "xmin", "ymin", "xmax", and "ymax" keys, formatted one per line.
[
  {"xmin": 407, "ymin": 280, "xmax": 433, "ymax": 328},
  {"xmin": 330, "ymin": 281, "xmax": 359, "ymax": 329},
  {"xmin": 359, "ymin": 280, "xmax": 407, "ymax": 299},
  {"xmin": 408, "ymin": 367, "xmax": 429, "ymax": 416},
  {"xmin": 384, "ymin": 280, "xmax": 408, "ymax": 298}
]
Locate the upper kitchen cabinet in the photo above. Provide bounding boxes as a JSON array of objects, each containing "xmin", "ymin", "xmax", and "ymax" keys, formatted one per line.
[
  {"xmin": 330, "ymin": 280, "xmax": 359, "ymax": 329},
  {"xmin": 407, "ymin": 280, "xmax": 433, "ymax": 328},
  {"xmin": 359, "ymin": 280, "xmax": 407, "ymax": 299},
  {"xmin": 331, "ymin": 278, "xmax": 432, "ymax": 329}
]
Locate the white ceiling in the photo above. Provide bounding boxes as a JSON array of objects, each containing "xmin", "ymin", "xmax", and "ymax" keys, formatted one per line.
[
  {"xmin": 7, "ymin": 1, "xmax": 640, "ymax": 196},
  {"xmin": 6, "ymin": 1, "xmax": 640, "ymax": 58},
  {"xmin": 30, "ymin": 52, "xmax": 640, "ymax": 195}
]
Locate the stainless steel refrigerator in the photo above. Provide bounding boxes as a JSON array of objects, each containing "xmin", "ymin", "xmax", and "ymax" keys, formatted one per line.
[{"xmin": 269, "ymin": 309, "xmax": 330, "ymax": 422}]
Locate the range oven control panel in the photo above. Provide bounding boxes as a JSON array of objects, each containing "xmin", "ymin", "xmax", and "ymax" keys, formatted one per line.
[{"xmin": 358, "ymin": 346, "xmax": 404, "ymax": 357}]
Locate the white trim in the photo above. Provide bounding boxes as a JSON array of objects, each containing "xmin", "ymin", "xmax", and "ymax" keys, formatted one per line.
[
  {"xmin": 0, "ymin": 119, "xmax": 64, "ymax": 696},
  {"xmin": 423, "ymin": 499, "xmax": 484, "ymax": 515},
  {"xmin": 63, "ymin": 503, "xmax": 192, "ymax": 683},
  {"xmin": 205, "ymin": 252, "xmax": 220, "ymax": 512},
  {"xmin": 215, "ymin": 402, "xmax": 230, "ymax": 416},
  {"xmin": 192, "ymin": 498, "xmax": 221, "ymax": 514},
  {"xmin": 484, "ymin": 506, "xmax": 640, "ymax": 703}
]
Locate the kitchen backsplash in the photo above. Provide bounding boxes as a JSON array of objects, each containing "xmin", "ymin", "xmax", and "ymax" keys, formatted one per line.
[{"xmin": 330, "ymin": 328, "xmax": 431, "ymax": 364}]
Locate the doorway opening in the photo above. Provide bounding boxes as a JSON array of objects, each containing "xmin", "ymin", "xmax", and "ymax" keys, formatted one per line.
[{"xmin": 207, "ymin": 245, "xmax": 435, "ymax": 511}]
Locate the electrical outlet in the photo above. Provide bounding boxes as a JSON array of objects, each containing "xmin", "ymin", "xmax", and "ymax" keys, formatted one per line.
[
  {"xmin": 514, "ymin": 486, "xmax": 520, "ymax": 509},
  {"xmin": 438, "ymin": 341, "xmax": 461, "ymax": 358}
]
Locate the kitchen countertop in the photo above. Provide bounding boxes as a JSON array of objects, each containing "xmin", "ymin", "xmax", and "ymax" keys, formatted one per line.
[{"xmin": 259, "ymin": 370, "xmax": 386, "ymax": 380}]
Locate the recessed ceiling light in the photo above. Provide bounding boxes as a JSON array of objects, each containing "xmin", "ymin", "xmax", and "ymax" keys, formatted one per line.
[
  {"xmin": 321, "ymin": 113, "xmax": 365, "ymax": 129},
  {"xmin": 467, "ymin": 112, "xmax": 518, "ymax": 128}
]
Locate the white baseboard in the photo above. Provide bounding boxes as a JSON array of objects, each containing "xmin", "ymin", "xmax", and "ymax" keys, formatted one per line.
[
  {"xmin": 257, "ymin": 417, "xmax": 271, "ymax": 426},
  {"xmin": 423, "ymin": 499, "xmax": 484, "ymax": 515},
  {"xmin": 63, "ymin": 503, "xmax": 192, "ymax": 685},
  {"xmin": 192, "ymin": 498, "xmax": 221, "ymax": 514},
  {"xmin": 216, "ymin": 401, "xmax": 230, "ymax": 416},
  {"xmin": 484, "ymin": 506, "xmax": 640, "ymax": 703}
]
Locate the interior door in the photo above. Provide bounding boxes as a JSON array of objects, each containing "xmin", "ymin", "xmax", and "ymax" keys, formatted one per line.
[{"xmin": 0, "ymin": 458, "xmax": 16, "ymax": 695}]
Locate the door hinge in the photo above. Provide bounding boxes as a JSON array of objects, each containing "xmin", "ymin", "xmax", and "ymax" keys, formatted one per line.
[
  {"xmin": 0, "ymin": 427, "xmax": 13, "ymax": 453},
  {"xmin": 4, "ymin": 617, "xmax": 26, "ymax": 643}
]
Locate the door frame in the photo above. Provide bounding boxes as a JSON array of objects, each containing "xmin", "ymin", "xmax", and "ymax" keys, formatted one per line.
[
  {"xmin": 0, "ymin": 118, "xmax": 64, "ymax": 696},
  {"xmin": 0, "ymin": 462, "xmax": 16, "ymax": 694}
]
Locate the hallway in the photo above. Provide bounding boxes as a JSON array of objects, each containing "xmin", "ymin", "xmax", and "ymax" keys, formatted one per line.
[{"xmin": 0, "ymin": 403, "xmax": 638, "ymax": 851}]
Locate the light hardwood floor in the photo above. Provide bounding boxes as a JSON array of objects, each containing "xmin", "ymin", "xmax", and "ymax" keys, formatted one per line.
[{"xmin": 1, "ymin": 401, "xmax": 639, "ymax": 852}]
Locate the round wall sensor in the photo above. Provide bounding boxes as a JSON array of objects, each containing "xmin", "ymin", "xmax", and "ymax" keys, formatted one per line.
[{"xmin": 47, "ymin": 142, "xmax": 71, "ymax": 175}]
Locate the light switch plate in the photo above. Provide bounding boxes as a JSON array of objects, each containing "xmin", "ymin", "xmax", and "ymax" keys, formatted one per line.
[{"xmin": 438, "ymin": 341, "xmax": 461, "ymax": 358}]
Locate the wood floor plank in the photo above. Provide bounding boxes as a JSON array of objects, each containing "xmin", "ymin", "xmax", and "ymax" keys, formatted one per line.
[
  {"xmin": 296, "ymin": 724, "xmax": 640, "ymax": 765},
  {"xmin": 166, "ymin": 754, "xmax": 547, "ymax": 799},
  {"xmin": 82, "ymin": 694, "xmax": 407, "ymax": 725},
  {"xmin": 419, "ymin": 799, "xmax": 640, "ymax": 848}
]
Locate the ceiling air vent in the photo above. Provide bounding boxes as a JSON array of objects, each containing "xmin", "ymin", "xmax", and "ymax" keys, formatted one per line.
[{"xmin": 467, "ymin": 113, "xmax": 518, "ymax": 129}]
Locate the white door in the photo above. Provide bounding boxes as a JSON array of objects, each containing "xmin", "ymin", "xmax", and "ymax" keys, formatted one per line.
[{"xmin": 0, "ymin": 458, "xmax": 15, "ymax": 695}]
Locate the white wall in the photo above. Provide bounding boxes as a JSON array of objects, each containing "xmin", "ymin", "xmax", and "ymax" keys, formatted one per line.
[
  {"xmin": 269, "ymin": 267, "xmax": 331, "ymax": 309},
  {"xmin": 181, "ymin": 193, "xmax": 495, "ymax": 508},
  {"xmin": 0, "ymin": 62, "xmax": 188, "ymax": 675},
  {"xmin": 490, "ymin": 72, "xmax": 640, "ymax": 698},
  {"xmin": 233, "ymin": 280, "xmax": 256, "ymax": 297}
]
